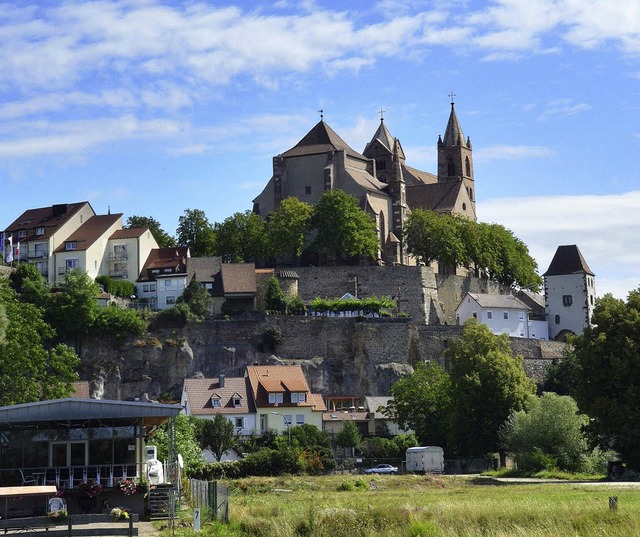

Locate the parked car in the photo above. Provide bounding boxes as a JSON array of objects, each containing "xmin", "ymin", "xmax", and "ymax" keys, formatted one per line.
[{"xmin": 363, "ymin": 464, "xmax": 399, "ymax": 475}]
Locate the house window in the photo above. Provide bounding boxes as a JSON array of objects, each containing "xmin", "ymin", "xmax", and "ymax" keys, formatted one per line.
[
  {"xmin": 472, "ymin": 312, "xmax": 477, "ymax": 319},
  {"xmin": 296, "ymin": 414, "xmax": 305, "ymax": 425},
  {"xmin": 18, "ymin": 230, "xmax": 26, "ymax": 238},
  {"xmin": 151, "ymin": 269, "xmax": 160, "ymax": 274},
  {"xmin": 163, "ymin": 268, "xmax": 172, "ymax": 273},
  {"xmin": 268, "ymin": 393, "xmax": 284, "ymax": 404},
  {"xmin": 36, "ymin": 227, "xmax": 44, "ymax": 236},
  {"xmin": 233, "ymin": 397, "xmax": 242, "ymax": 407},
  {"xmin": 503, "ymin": 312, "xmax": 509, "ymax": 320},
  {"xmin": 65, "ymin": 242, "xmax": 77, "ymax": 251},
  {"xmin": 143, "ymin": 284, "xmax": 149, "ymax": 292},
  {"xmin": 305, "ymin": 186, "xmax": 312, "ymax": 195},
  {"xmin": 234, "ymin": 417, "xmax": 243, "ymax": 428},
  {"xmin": 555, "ymin": 315, "xmax": 561, "ymax": 324},
  {"xmin": 166, "ymin": 296, "xmax": 176, "ymax": 305},
  {"xmin": 66, "ymin": 258, "xmax": 79, "ymax": 270},
  {"xmin": 562, "ymin": 295, "xmax": 573, "ymax": 307},
  {"xmin": 150, "ymin": 283, "xmax": 156, "ymax": 292},
  {"xmin": 284, "ymin": 415, "xmax": 292, "ymax": 425},
  {"xmin": 114, "ymin": 244, "xmax": 127, "ymax": 259},
  {"xmin": 487, "ymin": 311, "xmax": 493, "ymax": 320},
  {"xmin": 376, "ymin": 159, "xmax": 386, "ymax": 171},
  {"xmin": 291, "ymin": 392, "xmax": 307, "ymax": 403},
  {"xmin": 34, "ymin": 243, "xmax": 48, "ymax": 258},
  {"xmin": 211, "ymin": 398, "xmax": 221, "ymax": 407}
]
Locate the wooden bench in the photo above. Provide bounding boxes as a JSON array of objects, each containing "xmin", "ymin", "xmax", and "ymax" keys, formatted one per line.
[{"xmin": 0, "ymin": 514, "xmax": 139, "ymax": 536}]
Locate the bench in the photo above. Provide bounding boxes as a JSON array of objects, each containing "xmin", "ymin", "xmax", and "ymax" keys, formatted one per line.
[{"xmin": 0, "ymin": 514, "xmax": 139, "ymax": 536}]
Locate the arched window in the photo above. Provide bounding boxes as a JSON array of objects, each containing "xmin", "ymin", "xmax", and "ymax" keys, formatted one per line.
[
  {"xmin": 465, "ymin": 156, "xmax": 471, "ymax": 177},
  {"xmin": 447, "ymin": 159, "xmax": 455, "ymax": 176}
]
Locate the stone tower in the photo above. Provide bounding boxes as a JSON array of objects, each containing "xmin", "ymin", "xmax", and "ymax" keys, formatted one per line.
[
  {"xmin": 543, "ymin": 244, "xmax": 596, "ymax": 341},
  {"xmin": 437, "ymin": 100, "xmax": 475, "ymax": 215}
]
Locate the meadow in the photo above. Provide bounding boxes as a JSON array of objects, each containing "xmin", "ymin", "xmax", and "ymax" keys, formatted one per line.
[{"xmin": 179, "ymin": 474, "xmax": 640, "ymax": 537}]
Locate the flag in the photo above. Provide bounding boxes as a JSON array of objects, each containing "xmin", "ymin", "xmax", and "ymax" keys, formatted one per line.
[
  {"xmin": 0, "ymin": 232, "xmax": 4, "ymax": 254},
  {"xmin": 16, "ymin": 241, "xmax": 19, "ymax": 257},
  {"xmin": 5, "ymin": 235, "xmax": 13, "ymax": 263}
]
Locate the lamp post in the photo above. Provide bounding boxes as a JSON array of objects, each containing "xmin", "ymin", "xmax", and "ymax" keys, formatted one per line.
[{"xmin": 271, "ymin": 411, "xmax": 291, "ymax": 443}]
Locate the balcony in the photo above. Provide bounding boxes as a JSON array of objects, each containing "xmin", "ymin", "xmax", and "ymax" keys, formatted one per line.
[
  {"xmin": 109, "ymin": 252, "xmax": 128, "ymax": 261},
  {"xmin": 109, "ymin": 269, "xmax": 128, "ymax": 279},
  {"xmin": 29, "ymin": 251, "xmax": 49, "ymax": 259}
]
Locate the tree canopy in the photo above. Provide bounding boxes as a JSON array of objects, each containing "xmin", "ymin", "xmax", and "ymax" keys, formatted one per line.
[
  {"xmin": 573, "ymin": 290, "xmax": 640, "ymax": 469},
  {"xmin": 125, "ymin": 215, "xmax": 176, "ymax": 248},
  {"xmin": 176, "ymin": 209, "xmax": 217, "ymax": 257},
  {"xmin": 403, "ymin": 210, "xmax": 542, "ymax": 291},
  {"xmin": 214, "ymin": 210, "xmax": 268, "ymax": 263},
  {"xmin": 310, "ymin": 190, "xmax": 378, "ymax": 261},
  {"xmin": 267, "ymin": 197, "xmax": 313, "ymax": 260},
  {"xmin": 0, "ymin": 277, "xmax": 78, "ymax": 405},
  {"xmin": 195, "ymin": 414, "xmax": 239, "ymax": 463}
]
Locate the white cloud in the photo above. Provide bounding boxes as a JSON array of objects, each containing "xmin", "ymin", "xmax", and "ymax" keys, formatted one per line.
[
  {"xmin": 479, "ymin": 191, "xmax": 640, "ymax": 299},
  {"xmin": 538, "ymin": 98, "xmax": 591, "ymax": 120},
  {"xmin": 475, "ymin": 144, "xmax": 554, "ymax": 161}
]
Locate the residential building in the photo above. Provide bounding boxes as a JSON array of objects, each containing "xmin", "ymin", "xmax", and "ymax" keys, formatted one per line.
[
  {"xmin": 253, "ymin": 101, "xmax": 475, "ymax": 267},
  {"xmin": 136, "ymin": 247, "xmax": 190, "ymax": 310},
  {"xmin": 245, "ymin": 365, "xmax": 326, "ymax": 435},
  {"xmin": 323, "ymin": 396, "xmax": 368, "ymax": 436},
  {"xmin": 3, "ymin": 202, "xmax": 95, "ymax": 283},
  {"xmin": 455, "ymin": 292, "xmax": 545, "ymax": 339},
  {"xmin": 218, "ymin": 263, "xmax": 257, "ymax": 314},
  {"xmin": 107, "ymin": 227, "xmax": 159, "ymax": 285},
  {"xmin": 544, "ymin": 244, "xmax": 596, "ymax": 341},
  {"xmin": 364, "ymin": 396, "xmax": 410, "ymax": 436}
]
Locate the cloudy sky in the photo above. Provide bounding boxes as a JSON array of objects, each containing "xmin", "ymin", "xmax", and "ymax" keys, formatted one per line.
[{"xmin": 1, "ymin": 0, "xmax": 639, "ymax": 298}]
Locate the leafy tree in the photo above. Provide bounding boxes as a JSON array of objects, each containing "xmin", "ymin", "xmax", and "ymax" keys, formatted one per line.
[
  {"xmin": 177, "ymin": 279, "xmax": 212, "ymax": 319},
  {"xmin": 46, "ymin": 269, "xmax": 99, "ymax": 348},
  {"xmin": 499, "ymin": 393, "xmax": 589, "ymax": 472},
  {"xmin": 9, "ymin": 263, "xmax": 50, "ymax": 307},
  {"xmin": 310, "ymin": 190, "xmax": 378, "ymax": 261},
  {"xmin": 95, "ymin": 275, "xmax": 136, "ymax": 298},
  {"xmin": 92, "ymin": 306, "xmax": 148, "ymax": 343},
  {"xmin": 152, "ymin": 414, "xmax": 204, "ymax": 472},
  {"xmin": 543, "ymin": 346, "xmax": 580, "ymax": 397},
  {"xmin": 0, "ymin": 278, "xmax": 79, "ymax": 404},
  {"xmin": 446, "ymin": 319, "xmax": 536, "ymax": 457},
  {"xmin": 126, "ymin": 215, "xmax": 176, "ymax": 248},
  {"xmin": 0, "ymin": 304, "xmax": 6, "ymax": 344},
  {"xmin": 267, "ymin": 197, "xmax": 313, "ymax": 260},
  {"xmin": 336, "ymin": 421, "xmax": 362, "ymax": 451},
  {"xmin": 386, "ymin": 361, "xmax": 452, "ymax": 449},
  {"xmin": 358, "ymin": 434, "xmax": 417, "ymax": 460},
  {"xmin": 176, "ymin": 209, "xmax": 217, "ymax": 257},
  {"xmin": 265, "ymin": 276, "xmax": 287, "ymax": 313},
  {"xmin": 195, "ymin": 415, "xmax": 239, "ymax": 463},
  {"xmin": 573, "ymin": 291, "xmax": 640, "ymax": 469},
  {"xmin": 214, "ymin": 210, "xmax": 268, "ymax": 263},
  {"xmin": 404, "ymin": 210, "xmax": 466, "ymax": 268}
]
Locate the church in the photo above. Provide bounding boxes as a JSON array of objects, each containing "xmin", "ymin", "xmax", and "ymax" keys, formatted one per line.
[{"xmin": 252, "ymin": 101, "xmax": 476, "ymax": 267}]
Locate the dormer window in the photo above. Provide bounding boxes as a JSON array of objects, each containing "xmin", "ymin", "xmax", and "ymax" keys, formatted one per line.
[
  {"xmin": 35, "ymin": 227, "xmax": 45, "ymax": 236},
  {"xmin": 65, "ymin": 242, "xmax": 77, "ymax": 251},
  {"xmin": 18, "ymin": 230, "xmax": 27, "ymax": 238},
  {"xmin": 291, "ymin": 392, "xmax": 307, "ymax": 404},
  {"xmin": 233, "ymin": 396, "xmax": 242, "ymax": 407},
  {"xmin": 268, "ymin": 393, "xmax": 284, "ymax": 404},
  {"xmin": 211, "ymin": 397, "xmax": 221, "ymax": 408}
]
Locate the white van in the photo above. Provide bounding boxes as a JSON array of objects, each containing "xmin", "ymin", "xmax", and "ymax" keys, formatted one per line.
[{"xmin": 406, "ymin": 446, "xmax": 444, "ymax": 473}]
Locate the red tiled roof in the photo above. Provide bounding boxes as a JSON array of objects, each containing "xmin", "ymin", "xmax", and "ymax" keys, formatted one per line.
[
  {"xmin": 53, "ymin": 214, "xmax": 122, "ymax": 252},
  {"xmin": 4, "ymin": 202, "xmax": 94, "ymax": 242},
  {"xmin": 110, "ymin": 227, "xmax": 148, "ymax": 240},
  {"xmin": 246, "ymin": 365, "xmax": 322, "ymax": 409},
  {"xmin": 183, "ymin": 377, "xmax": 255, "ymax": 416}
]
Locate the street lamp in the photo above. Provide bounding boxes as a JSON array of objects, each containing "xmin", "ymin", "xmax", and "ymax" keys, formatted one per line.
[{"xmin": 271, "ymin": 411, "xmax": 291, "ymax": 443}]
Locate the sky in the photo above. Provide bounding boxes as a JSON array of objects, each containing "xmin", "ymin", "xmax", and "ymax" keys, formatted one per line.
[{"xmin": 1, "ymin": 0, "xmax": 639, "ymax": 299}]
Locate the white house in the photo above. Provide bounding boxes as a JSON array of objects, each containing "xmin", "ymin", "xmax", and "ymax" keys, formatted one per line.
[
  {"xmin": 136, "ymin": 247, "xmax": 190, "ymax": 310},
  {"xmin": 456, "ymin": 292, "xmax": 543, "ymax": 339},
  {"xmin": 543, "ymin": 244, "xmax": 596, "ymax": 341}
]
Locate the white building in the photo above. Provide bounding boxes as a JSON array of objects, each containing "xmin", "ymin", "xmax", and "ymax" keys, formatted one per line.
[{"xmin": 543, "ymin": 244, "xmax": 595, "ymax": 341}]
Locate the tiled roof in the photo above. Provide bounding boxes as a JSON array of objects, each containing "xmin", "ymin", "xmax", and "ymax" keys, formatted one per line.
[
  {"xmin": 402, "ymin": 164, "xmax": 438, "ymax": 186},
  {"xmin": 442, "ymin": 103, "xmax": 468, "ymax": 147},
  {"xmin": 543, "ymin": 245, "xmax": 594, "ymax": 277},
  {"xmin": 406, "ymin": 180, "xmax": 463, "ymax": 213},
  {"xmin": 187, "ymin": 257, "xmax": 222, "ymax": 283},
  {"xmin": 364, "ymin": 396, "xmax": 391, "ymax": 418},
  {"xmin": 308, "ymin": 392, "xmax": 327, "ymax": 412},
  {"xmin": 366, "ymin": 120, "xmax": 395, "ymax": 152},
  {"xmin": 110, "ymin": 227, "xmax": 148, "ymax": 240},
  {"xmin": 466, "ymin": 292, "xmax": 530, "ymax": 310},
  {"xmin": 53, "ymin": 214, "xmax": 122, "ymax": 252},
  {"xmin": 281, "ymin": 121, "xmax": 367, "ymax": 160},
  {"xmin": 322, "ymin": 410, "xmax": 367, "ymax": 422},
  {"xmin": 140, "ymin": 247, "xmax": 189, "ymax": 271},
  {"xmin": 221, "ymin": 263, "xmax": 256, "ymax": 294},
  {"xmin": 344, "ymin": 167, "xmax": 387, "ymax": 193},
  {"xmin": 183, "ymin": 377, "xmax": 255, "ymax": 416},
  {"xmin": 245, "ymin": 365, "xmax": 320, "ymax": 409},
  {"xmin": 4, "ymin": 202, "xmax": 94, "ymax": 242}
]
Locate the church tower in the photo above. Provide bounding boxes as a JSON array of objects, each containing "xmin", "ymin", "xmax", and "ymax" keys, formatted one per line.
[{"xmin": 437, "ymin": 99, "xmax": 475, "ymax": 214}]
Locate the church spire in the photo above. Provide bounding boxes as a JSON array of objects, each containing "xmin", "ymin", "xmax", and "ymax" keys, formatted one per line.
[{"xmin": 442, "ymin": 101, "xmax": 467, "ymax": 148}]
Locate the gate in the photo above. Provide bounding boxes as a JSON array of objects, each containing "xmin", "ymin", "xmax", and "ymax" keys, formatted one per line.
[{"xmin": 189, "ymin": 480, "xmax": 229, "ymax": 523}]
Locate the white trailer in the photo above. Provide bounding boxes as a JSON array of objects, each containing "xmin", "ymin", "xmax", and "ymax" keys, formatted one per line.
[{"xmin": 405, "ymin": 446, "xmax": 444, "ymax": 473}]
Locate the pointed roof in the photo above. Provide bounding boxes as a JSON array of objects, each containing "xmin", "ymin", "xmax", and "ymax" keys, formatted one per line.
[
  {"xmin": 543, "ymin": 245, "xmax": 594, "ymax": 277},
  {"xmin": 406, "ymin": 180, "xmax": 465, "ymax": 214},
  {"xmin": 281, "ymin": 120, "xmax": 366, "ymax": 160},
  {"xmin": 368, "ymin": 119, "xmax": 395, "ymax": 152},
  {"xmin": 442, "ymin": 103, "xmax": 467, "ymax": 147},
  {"xmin": 53, "ymin": 213, "xmax": 122, "ymax": 252}
]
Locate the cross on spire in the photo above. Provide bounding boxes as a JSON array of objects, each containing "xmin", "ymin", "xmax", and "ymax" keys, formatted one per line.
[
  {"xmin": 448, "ymin": 91, "xmax": 456, "ymax": 105},
  {"xmin": 318, "ymin": 109, "xmax": 324, "ymax": 121},
  {"xmin": 379, "ymin": 108, "xmax": 385, "ymax": 122}
]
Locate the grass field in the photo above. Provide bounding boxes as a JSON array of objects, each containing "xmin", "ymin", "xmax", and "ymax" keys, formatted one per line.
[{"xmin": 181, "ymin": 474, "xmax": 640, "ymax": 537}]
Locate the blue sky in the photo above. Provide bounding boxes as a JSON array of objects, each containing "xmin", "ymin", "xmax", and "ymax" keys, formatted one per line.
[{"xmin": 1, "ymin": 0, "xmax": 639, "ymax": 298}]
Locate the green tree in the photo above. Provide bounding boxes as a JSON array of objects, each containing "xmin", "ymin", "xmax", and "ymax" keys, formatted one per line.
[
  {"xmin": 152, "ymin": 414, "xmax": 204, "ymax": 472},
  {"xmin": 310, "ymin": 190, "xmax": 378, "ymax": 261},
  {"xmin": 265, "ymin": 276, "xmax": 287, "ymax": 313},
  {"xmin": 9, "ymin": 263, "xmax": 50, "ymax": 307},
  {"xmin": 573, "ymin": 291, "xmax": 640, "ymax": 469},
  {"xmin": 177, "ymin": 279, "xmax": 212, "ymax": 319},
  {"xmin": 92, "ymin": 306, "xmax": 148, "ymax": 343},
  {"xmin": 335, "ymin": 421, "xmax": 362, "ymax": 451},
  {"xmin": 446, "ymin": 319, "xmax": 536, "ymax": 457},
  {"xmin": 499, "ymin": 393, "xmax": 589, "ymax": 472},
  {"xmin": 386, "ymin": 361, "xmax": 452, "ymax": 449},
  {"xmin": 267, "ymin": 197, "xmax": 313, "ymax": 260},
  {"xmin": 404, "ymin": 210, "xmax": 466, "ymax": 268},
  {"xmin": 195, "ymin": 414, "xmax": 239, "ymax": 463},
  {"xmin": 543, "ymin": 346, "xmax": 580, "ymax": 397},
  {"xmin": 95, "ymin": 275, "xmax": 136, "ymax": 298},
  {"xmin": 176, "ymin": 209, "xmax": 217, "ymax": 257},
  {"xmin": 0, "ymin": 278, "xmax": 79, "ymax": 404},
  {"xmin": 46, "ymin": 269, "xmax": 99, "ymax": 348},
  {"xmin": 214, "ymin": 210, "xmax": 268, "ymax": 263},
  {"xmin": 125, "ymin": 215, "xmax": 176, "ymax": 248}
]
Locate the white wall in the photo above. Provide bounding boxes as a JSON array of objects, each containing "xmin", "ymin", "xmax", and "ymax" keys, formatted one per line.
[
  {"xmin": 457, "ymin": 297, "xmax": 530, "ymax": 338},
  {"xmin": 545, "ymin": 273, "xmax": 595, "ymax": 339}
]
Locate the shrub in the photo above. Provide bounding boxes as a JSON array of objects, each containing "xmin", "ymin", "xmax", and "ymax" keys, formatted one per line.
[
  {"xmin": 92, "ymin": 307, "xmax": 148, "ymax": 342},
  {"xmin": 337, "ymin": 480, "xmax": 354, "ymax": 491},
  {"xmin": 262, "ymin": 326, "xmax": 282, "ymax": 353}
]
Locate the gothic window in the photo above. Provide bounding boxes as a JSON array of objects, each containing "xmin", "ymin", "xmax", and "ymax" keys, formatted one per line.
[
  {"xmin": 447, "ymin": 159, "xmax": 455, "ymax": 176},
  {"xmin": 376, "ymin": 159, "xmax": 386, "ymax": 171},
  {"xmin": 465, "ymin": 156, "xmax": 471, "ymax": 177}
]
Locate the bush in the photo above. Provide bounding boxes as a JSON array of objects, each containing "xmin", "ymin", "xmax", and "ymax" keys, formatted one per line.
[
  {"xmin": 158, "ymin": 303, "xmax": 198, "ymax": 324},
  {"xmin": 95, "ymin": 275, "xmax": 136, "ymax": 298},
  {"xmin": 92, "ymin": 307, "xmax": 148, "ymax": 342}
]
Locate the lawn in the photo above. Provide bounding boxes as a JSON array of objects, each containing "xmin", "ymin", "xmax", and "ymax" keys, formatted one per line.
[{"xmin": 183, "ymin": 474, "xmax": 640, "ymax": 537}]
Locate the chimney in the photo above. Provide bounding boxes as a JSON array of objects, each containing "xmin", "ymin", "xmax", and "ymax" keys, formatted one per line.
[{"xmin": 219, "ymin": 374, "xmax": 225, "ymax": 388}]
